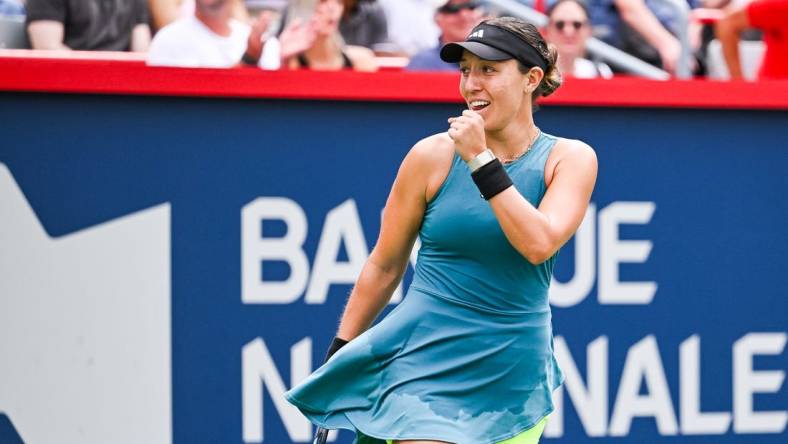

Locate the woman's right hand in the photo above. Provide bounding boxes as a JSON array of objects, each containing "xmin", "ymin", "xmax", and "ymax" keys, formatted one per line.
[
  {"xmin": 244, "ymin": 10, "xmax": 274, "ymax": 63},
  {"xmin": 448, "ymin": 110, "xmax": 487, "ymax": 162}
]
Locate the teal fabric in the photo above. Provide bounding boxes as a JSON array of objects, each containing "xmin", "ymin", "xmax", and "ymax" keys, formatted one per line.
[{"xmin": 286, "ymin": 133, "xmax": 564, "ymax": 444}]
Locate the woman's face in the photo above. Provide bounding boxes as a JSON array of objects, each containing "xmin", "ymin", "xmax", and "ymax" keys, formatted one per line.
[
  {"xmin": 459, "ymin": 52, "xmax": 532, "ymax": 131},
  {"xmin": 545, "ymin": 1, "xmax": 591, "ymax": 60},
  {"xmin": 313, "ymin": 0, "xmax": 344, "ymax": 37}
]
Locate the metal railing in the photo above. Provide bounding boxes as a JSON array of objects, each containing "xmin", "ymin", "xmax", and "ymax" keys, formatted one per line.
[
  {"xmin": 484, "ymin": 0, "xmax": 682, "ymax": 80},
  {"xmin": 658, "ymin": 0, "xmax": 692, "ymax": 78}
]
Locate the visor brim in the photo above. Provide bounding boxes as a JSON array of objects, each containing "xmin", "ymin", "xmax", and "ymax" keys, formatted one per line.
[{"xmin": 439, "ymin": 41, "xmax": 513, "ymax": 63}]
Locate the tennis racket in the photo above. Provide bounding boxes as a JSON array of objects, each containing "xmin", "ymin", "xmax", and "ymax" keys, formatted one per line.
[{"xmin": 313, "ymin": 426, "xmax": 329, "ymax": 444}]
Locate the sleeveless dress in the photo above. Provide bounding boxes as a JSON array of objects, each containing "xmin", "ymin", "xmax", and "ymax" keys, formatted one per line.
[{"xmin": 285, "ymin": 132, "xmax": 564, "ymax": 444}]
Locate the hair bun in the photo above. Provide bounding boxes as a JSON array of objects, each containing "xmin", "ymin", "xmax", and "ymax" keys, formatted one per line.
[{"xmin": 538, "ymin": 43, "xmax": 562, "ymax": 98}]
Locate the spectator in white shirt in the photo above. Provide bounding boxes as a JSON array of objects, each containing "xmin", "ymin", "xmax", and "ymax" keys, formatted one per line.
[
  {"xmin": 147, "ymin": 0, "xmax": 249, "ymax": 33},
  {"xmin": 147, "ymin": 0, "xmax": 313, "ymax": 69}
]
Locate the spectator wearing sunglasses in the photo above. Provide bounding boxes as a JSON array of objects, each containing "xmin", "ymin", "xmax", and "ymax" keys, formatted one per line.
[
  {"xmin": 544, "ymin": 0, "xmax": 612, "ymax": 78},
  {"xmin": 407, "ymin": 0, "xmax": 485, "ymax": 71}
]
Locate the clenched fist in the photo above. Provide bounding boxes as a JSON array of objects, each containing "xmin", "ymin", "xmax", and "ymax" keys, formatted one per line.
[{"xmin": 448, "ymin": 110, "xmax": 487, "ymax": 162}]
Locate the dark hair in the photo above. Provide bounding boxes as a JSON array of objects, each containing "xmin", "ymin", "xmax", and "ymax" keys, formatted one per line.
[
  {"xmin": 546, "ymin": 0, "xmax": 590, "ymax": 20},
  {"xmin": 480, "ymin": 17, "xmax": 562, "ymax": 101}
]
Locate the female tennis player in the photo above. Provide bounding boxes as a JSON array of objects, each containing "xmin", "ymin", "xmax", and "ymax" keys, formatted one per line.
[{"xmin": 286, "ymin": 16, "xmax": 598, "ymax": 444}]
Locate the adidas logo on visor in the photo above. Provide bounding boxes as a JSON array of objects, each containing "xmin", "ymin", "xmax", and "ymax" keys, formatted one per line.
[{"xmin": 468, "ymin": 29, "xmax": 484, "ymax": 39}]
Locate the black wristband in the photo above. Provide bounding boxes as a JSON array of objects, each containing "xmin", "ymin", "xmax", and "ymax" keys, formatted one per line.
[
  {"xmin": 241, "ymin": 52, "xmax": 259, "ymax": 66},
  {"xmin": 471, "ymin": 159, "xmax": 513, "ymax": 200},
  {"xmin": 324, "ymin": 337, "xmax": 349, "ymax": 363}
]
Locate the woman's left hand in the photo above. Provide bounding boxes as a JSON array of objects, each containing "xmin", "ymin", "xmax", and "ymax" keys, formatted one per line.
[
  {"xmin": 279, "ymin": 18, "xmax": 317, "ymax": 62},
  {"xmin": 448, "ymin": 110, "xmax": 487, "ymax": 162}
]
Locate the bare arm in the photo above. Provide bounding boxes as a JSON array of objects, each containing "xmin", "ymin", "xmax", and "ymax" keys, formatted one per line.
[
  {"xmin": 345, "ymin": 45, "xmax": 379, "ymax": 72},
  {"xmin": 489, "ymin": 140, "xmax": 597, "ymax": 264},
  {"xmin": 715, "ymin": 7, "xmax": 749, "ymax": 80},
  {"xmin": 27, "ymin": 20, "xmax": 70, "ymax": 50},
  {"xmin": 614, "ymin": 0, "xmax": 682, "ymax": 73},
  {"xmin": 148, "ymin": 0, "xmax": 180, "ymax": 32},
  {"xmin": 131, "ymin": 24, "xmax": 152, "ymax": 52},
  {"xmin": 240, "ymin": 11, "xmax": 273, "ymax": 65},
  {"xmin": 335, "ymin": 139, "xmax": 437, "ymax": 340}
]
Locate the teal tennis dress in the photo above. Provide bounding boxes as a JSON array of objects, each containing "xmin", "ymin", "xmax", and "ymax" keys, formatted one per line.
[{"xmin": 285, "ymin": 132, "xmax": 564, "ymax": 443}]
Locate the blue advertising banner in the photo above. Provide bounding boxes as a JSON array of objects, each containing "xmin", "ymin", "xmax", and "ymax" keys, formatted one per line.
[{"xmin": 1, "ymin": 91, "xmax": 786, "ymax": 444}]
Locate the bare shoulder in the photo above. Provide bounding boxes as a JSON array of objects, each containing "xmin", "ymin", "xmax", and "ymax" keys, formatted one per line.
[
  {"xmin": 401, "ymin": 133, "xmax": 456, "ymax": 201},
  {"xmin": 408, "ymin": 132, "xmax": 455, "ymax": 164},
  {"xmin": 552, "ymin": 137, "xmax": 596, "ymax": 158},
  {"xmin": 545, "ymin": 137, "xmax": 598, "ymax": 186},
  {"xmin": 345, "ymin": 45, "xmax": 378, "ymax": 72}
]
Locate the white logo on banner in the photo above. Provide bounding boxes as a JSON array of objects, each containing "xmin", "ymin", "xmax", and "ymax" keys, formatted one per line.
[
  {"xmin": 240, "ymin": 198, "xmax": 656, "ymax": 307},
  {"xmin": 0, "ymin": 163, "xmax": 172, "ymax": 444},
  {"xmin": 549, "ymin": 202, "xmax": 658, "ymax": 307},
  {"xmin": 241, "ymin": 198, "xmax": 417, "ymax": 306}
]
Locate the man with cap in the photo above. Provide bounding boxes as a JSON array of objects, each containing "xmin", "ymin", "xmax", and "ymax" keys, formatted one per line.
[{"xmin": 407, "ymin": 0, "xmax": 485, "ymax": 71}]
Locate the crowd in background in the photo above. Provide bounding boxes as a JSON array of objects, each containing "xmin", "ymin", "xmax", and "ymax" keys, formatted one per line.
[{"xmin": 0, "ymin": 0, "xmax": 785, "ymax": 80}]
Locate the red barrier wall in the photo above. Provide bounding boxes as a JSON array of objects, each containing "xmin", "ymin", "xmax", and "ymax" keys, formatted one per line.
[{"xmin": 1, "ymin": 50, "xmax": 788, "ymax": 110}]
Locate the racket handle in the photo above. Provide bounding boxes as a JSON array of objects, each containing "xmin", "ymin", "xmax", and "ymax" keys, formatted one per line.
[{"xmin": 313, "ymin": 427, "xmax": 329, "ymax": 444}]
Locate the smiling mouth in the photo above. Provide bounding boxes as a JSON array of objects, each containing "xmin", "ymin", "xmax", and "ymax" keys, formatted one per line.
[{"xmin": 469, "ymin": 100, "xmax": 490, "ymax": 111}]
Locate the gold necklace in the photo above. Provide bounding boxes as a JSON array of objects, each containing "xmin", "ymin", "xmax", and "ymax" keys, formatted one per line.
[{"xmin": 501, "ymin": 127, "xmax": 541, "ymax": 164}]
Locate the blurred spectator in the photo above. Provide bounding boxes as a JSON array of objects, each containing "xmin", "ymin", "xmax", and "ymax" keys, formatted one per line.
[
  {"xmin": 378, "ymin": 0, "xmax": 440, "ymax": 56},
  {"xmin": 543, "ymin": 0, "xmax": 613, "ymax": 78},
  {"xmin": 586, "ymin": 0, "xmax": 687, "ymax": 73},
  {"xmin": 0, "ymin": 0, "xmax": 25, "ymax": 16},
  {"xmin": 338, "ymin": 0, "xmax": 390, "ymax": 53},
  {"xmin": 716, "ymin": 0, "xmax": 788, "ymax": 80},
  {"xmin": 287, "ymin": 0, "xmax": 376, "ymax": 71},
  {"xmin": 148, "ymin": 0, "xmax": 249, "ymax": 33},
  {"xmin": 26, "ymin": 0, "xmax": 151, "ymax": 51},
  {"xmin": 245, "ymin": 0, "xmax": 287, "ymax": 17},
  {"xmin": 407, "ymin": 0, "xmax": 484, "ymax": 71},
  {"xmin": 505, "ymin": 0, "xmax": 558, "ymax": 14},
  {"xmin": 148, "ymin": 0, "xmax": 311, "ymax": 68}
]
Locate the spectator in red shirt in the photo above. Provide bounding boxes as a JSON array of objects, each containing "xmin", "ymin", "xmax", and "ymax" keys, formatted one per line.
[{"xmin": 716, "ymin": 0, "xmax": 788, "ymax": 80}]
